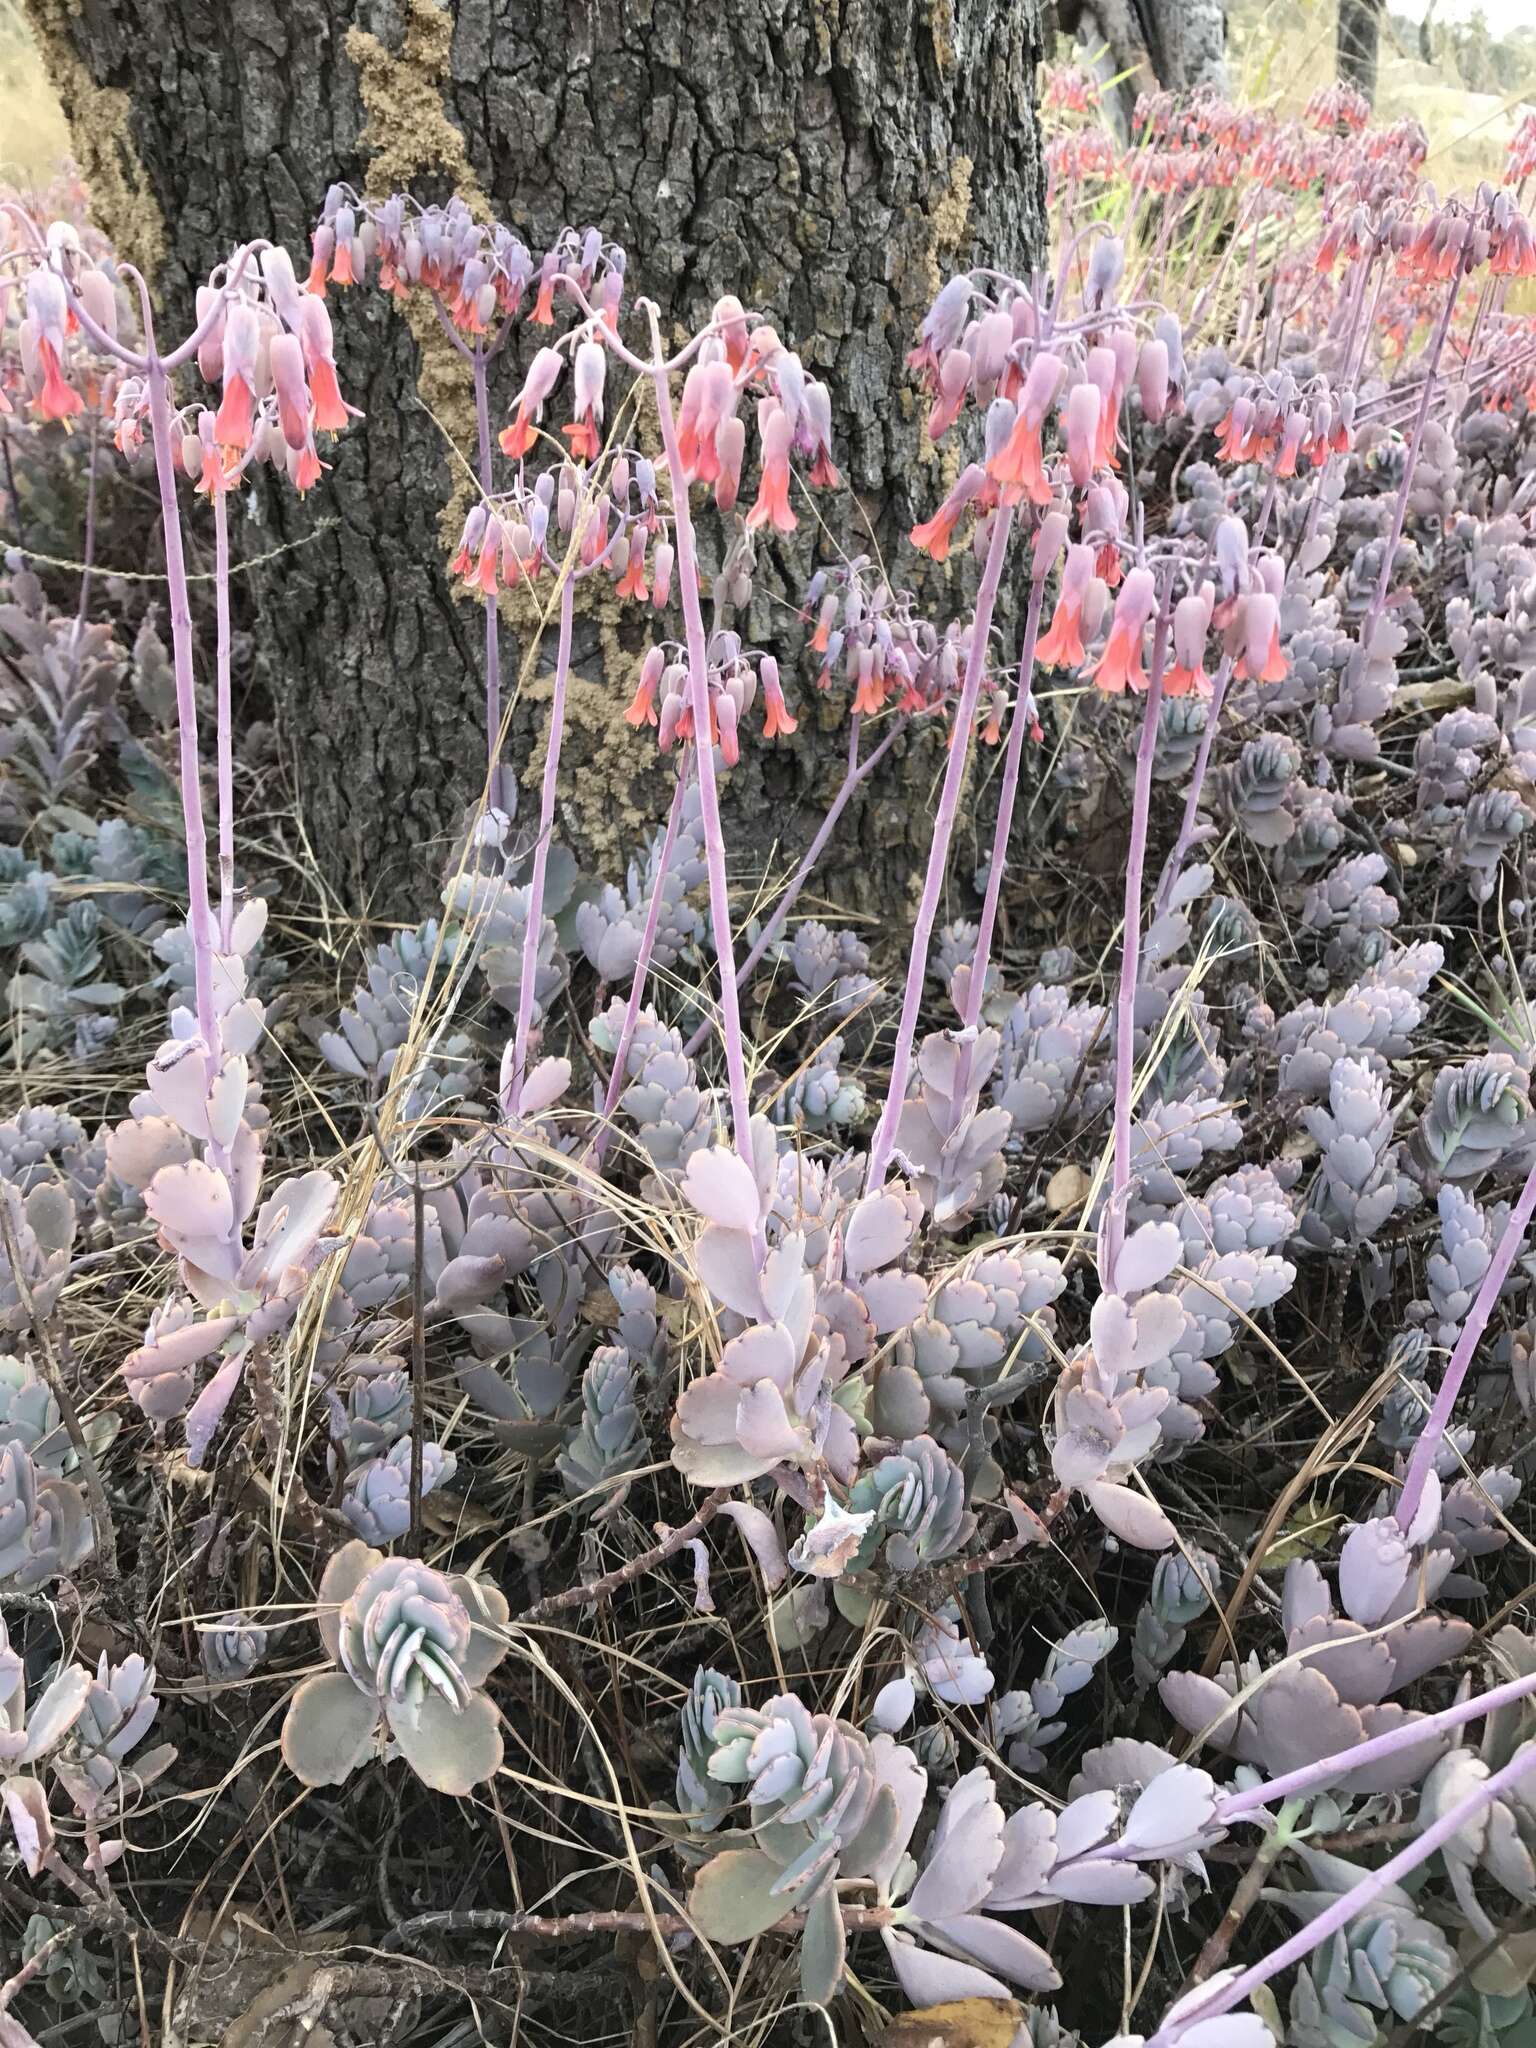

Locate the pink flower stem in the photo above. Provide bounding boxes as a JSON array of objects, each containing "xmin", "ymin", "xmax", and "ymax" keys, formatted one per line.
[
  {"xmin": 505, "ymin": 569, "xmax": 574, "ymax": 1117},
  {"xmin": 213, "ymin": 485, "xmax": 235, "ymax": 950},
  {"xmin": 471, "ymin": 342, "xmax": 503, "ymax": 779},
  {"xmin": 1151, "ymin": 655, "xmax": 1232, "ymax": 923},
  {"xmin": 1358, "ymin": 264, "xmax": 1463, "ymax": 658},
  {"xmin": 680, "ymin": 713, "xmax": 905, "ymax": 1060},
  {"xmin": 1395, "ymin": 1151, "xmax": 1536, "ymax": 1533},
  {"xmin": 1217, "ymin": 1660, "xmax": 1536, "ymax": 1826},
  {"xmin": 648, "ymin": 333, "xmax": 754, "ymax": 1167},
  {"xmin": 1146, "ymin": 1741, "xmax": 1536, "ymax": 2047},
  {"xmin": 595, "ymin": 756, "xmax": 693, "ymax": 1155},
  {"xmin": 144, "ymin": 350, "xmax": 218, "ymax": 1063},
  {"xmin": 962, "ymin": 574, "xmax": 1046, "ymax": 1039},
  {"xmin": 865, "ymin": 503, "xmax": 1016, "ymax": 1193},
  {"xmin": 1105, "ymin": 604, "xmax": 1172, "ymax": 1276}
]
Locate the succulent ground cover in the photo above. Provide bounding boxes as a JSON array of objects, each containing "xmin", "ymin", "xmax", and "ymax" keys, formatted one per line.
[{"xmin": 0, "ymin": 70, "xmax": 1535, "ymax": 2048}]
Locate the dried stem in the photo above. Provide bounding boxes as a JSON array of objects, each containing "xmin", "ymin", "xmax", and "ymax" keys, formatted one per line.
[{"xmin": 517, "ymin": 1488, "xmax": 728, "ymax": 1625}]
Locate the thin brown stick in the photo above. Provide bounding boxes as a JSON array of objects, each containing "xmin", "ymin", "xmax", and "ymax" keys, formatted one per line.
[{"xmin": 516, "ymin": 1490, "xmax": 729, "ymax": 1625}]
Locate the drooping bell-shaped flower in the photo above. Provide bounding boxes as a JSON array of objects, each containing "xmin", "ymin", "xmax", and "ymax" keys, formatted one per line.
[
  {"xmin": 745, "ymin": 402, "xmax": 796, "ymax": 535},
  {"xmin": 296, "ymin": 296, "xmax": 352, "ymax": 432},
  {"xmin": 24, "ymin": 270, "xmax": 82, "ymax": 422},
  {"xmin": 988, "ymin": 351, "xmax": 1064, "ymax": 504},
  {"xmin": 1165, "ymin": 587, "xmax": 1214, "ymax": 697},
  {"xmin": 1090, "ymin": 564, "xmax": 1157, "ymax": 694},
  {"xmin": 1035, "ymin": 543, "xmax": 1095, "ymax": 670},
  {"xmin": 910, "ymin": 463, "xmax": 987, "ymax": 562},
  {"xmin": 499, "ymin": 346, "xmax": 563, "ymax": 459},
  {"xmin": 562, "ymin": 337, "xmax": 607, "ymax": 460}
]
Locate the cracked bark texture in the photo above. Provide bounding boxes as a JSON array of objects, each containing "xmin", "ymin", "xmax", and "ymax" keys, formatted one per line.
[{"xmin": 29, "ymin": 0, "xmax": 1045, "ymax": 921}]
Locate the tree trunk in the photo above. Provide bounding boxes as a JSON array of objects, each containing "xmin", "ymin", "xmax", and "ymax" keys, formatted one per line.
[
  {"xmin": 1337, "ymin": 0, "xmax": 1384, "ymax": 102},
  {"xmin": 26, "ymin": 0, "xmax": 1046, "ymax": 922},
  {"xmin": 1058, "ymin": 0, "xmax": 1226, "ymax": 141}
]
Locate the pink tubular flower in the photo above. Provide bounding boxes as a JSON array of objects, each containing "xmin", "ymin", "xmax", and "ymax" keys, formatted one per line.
[
  {"xmin": 268, "ymin": 333, "xmax": 311, "ymax": 452},
  {"xmin": 500, "ymin": 347, "xmax": 563, "ymax": 459},
  {"xmin": 910, "ymin": 463, "xmax": 987, "ymax": 562},
  {"xmin": 677, "ymin": 359, "xmax": 735, "ymax": 484},
  {"xmin": 803, "ymin": 380, "xmax": 839, "ymax": 486},
  {"xmin": 214, "ymin": 301, "xmax": 261, "ymax": 453},
  {"xmin": 712, "ymin": 294, "xmax": 750, "ymax": 371},
  {"xmin": 651, "ymin": 540, "xmax": 674, "ymax": 610},
  {"xmin": 625, "ymin": 645, "xmax": 665, "ymax": 728},
  {"xmin": 305, "ymin": 223, "xmax": 334, "ymax": 295},
  {"xmin": 25, "ymin": 271, "xmax": 82, "ymax": 422},
  {"xmin": 746, "ymin": 403, "xmax": 796, "ymax": 534},
  {"xmin": 331, "ymin": 205, "xmax": 358, "ymax": 285},
  {"xmin": 1137, "ymin": 337, "xmax": 1170, "ymax": 424},
  {"xmin": 907, "ymin": 275, "xmax": 972, "ymax": 381},
  {"xmin": 614, "ymin": 532, "xmax": 648, "ymax": 601},
  {"xmin": 1035, "ymin": 542, "xmax": 1094, "ymax": 669},
  {"xmin": 296, "ymin": 297, "xmax": 352, "ymax": 432},
  {"xmin": 988, "ymin": 350, "xmax": 1064, "ymax": 504},
  {"xmin": 562, "ymin": 337, "xmax": 607, "ymax": 460},
  {"xmin": 1165, "ymin": 588, "xmax": 1214, "ymax": 696},
  {"xmin": 531, "ymin": 249, "xmax": 559, "ymax": 324},
  {"xmin": 761, "ymin": 656, "xmax": 796, "ymax": 738},
  {"xmin": 1084, "ymin": 345, "xmax": 1120, "ymax": 469},
  {"xmin": 1063, "ymin": 380, "xmax": 1102, "ymax": 490},
  {"xmin": 714, "ymin": 415, "xmax": 746, "ymax": 512},
  {"xmin": 927, "ymin": 346, "xmax": 973, "ymax": 440},
  {"xmin": 1231, "ymin": 591, "xmax": 1287, "ymax": 683},
  {"xmin": 451, "ymin": 504, "xmax": 488, "ymax": 580},
  {"xmin": 1090, "ymin": 565, "xmax": 1157, "ymax": 693}
]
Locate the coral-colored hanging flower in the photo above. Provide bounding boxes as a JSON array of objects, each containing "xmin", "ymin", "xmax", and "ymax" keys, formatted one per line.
[
  {"xmin": 1035, "ymin": 543, "xmax": 1094, "ymax": 670},
  {"xmin": 745, "ymin": 403, "xmax": 796, "ymax": 535},
  {"xmin": 1090, "ymin": 565, "xmax": 1157, "ymax": 693}
]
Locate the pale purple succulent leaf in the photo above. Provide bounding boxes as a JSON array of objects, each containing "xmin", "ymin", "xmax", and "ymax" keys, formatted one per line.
[
  {"xmin": 690, "ymin": 1846, "xmax": 789, "ymax": 1941},
  {"xmin": 1085, "ymin": 1479, "xmax": 1177, "ymax": 1550},
  {"xmin": 717, "ymin": 1502, "xmax": 788, "ymax": 1589},
  {"xmin": 388, "ymin": 1689, "xmax": 502, "ymax": 1795},
  {"xmin": 694, "ymin": 1224, "xmax": 764, "ymax": 1319},
  {"xmin": 280, "ymin": 1671, "xmax": 379, "ymax": 1787},
  {"xmin": 683, "ymin": 1146, "xmax": 763, "ymax": 1232}
]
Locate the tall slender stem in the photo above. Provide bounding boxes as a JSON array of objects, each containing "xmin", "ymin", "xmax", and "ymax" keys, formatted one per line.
[
  {"xmin": 1147, "ymin": 1742, "xmax": 1536, "ymax": 2047},
  {"xmin": 213, "ymin": 485, "xmax": 235, "ymax": 949},
  {"xmin": 472, "ymin": 343, "xmax": 502, "ymax": 781},
  {"xmin": 144, "ymin": 353, "xmax": 219, "ymax": 1061},
  {"xmin": 962, "ymin": 574, "xmax": 1046, "ymax": 1036},
  {"xmin": 599, "ymin": 758, "xmax": 692, "ymax": 1145},
  {"xmin": 505, "ymin": 571, "xmax": 575, "ymax": 1116},
  {"xmin": 1105, "ymin": 608, "xmax": 1171, "ymax": 1275},
  {"xmin": 648, "ymin": 333, "xmax": 754, "ymax": 1167},
  {"xmin": 1151, "ymin": 656, "xmax": 1232, "ymax": 923},
  {"xmin": 865, "ymin": 505, "xmax": 1016, "ymax": 1193},
  {"xmin": 1396, "ymin": 1154, "xmax": 1536, "ymax": 1532},
  {"xmin": 1358, "ymin": 265, "xmax": 1463, "ymax": 657},
  {"xmin": 680, "ymin": 715, "xmax": 904, "ymax": 1060}
]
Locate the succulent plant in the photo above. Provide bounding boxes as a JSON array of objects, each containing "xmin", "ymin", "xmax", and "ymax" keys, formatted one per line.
[
  {"xmin": 1414, "ymin": 1054, "xmax": 1530, "ymax": 1186},
  {"xmin": 200, "ymin": 1611, "xmax": 269, "ymax": 1683},
  {"xmin": 280, "ymin": 1541, "xmax": 508, "ymax": 1795},
  {"xmin": 1132, "ymin": 1546, "xmax": 1221, "ymax": 1690},
  {"xmin": 341, "ymin": 1437, "xmax": 457, "ymax": 1543},
  {"xmin": 53, "ymin": 1652, "xmax": 177, "ymax": 1821},
  {"xmin": 557, "ymin": 1344, "xmax": 646, "ymax": 1513},
  {"xmin": 0, "ymin": 1441, "xmax": 93, "ymax": 1591},
  {"xmin": 843, "ymin": 1435, "xmax": 974, "ymax": 1574},
  {"xmin": 0, "ymin": 1178, "xmax": 76, "ymax": 1336},
  {"xmin": 675, "ymin": 1666, "xmax": 742, "ymax": 1832}
]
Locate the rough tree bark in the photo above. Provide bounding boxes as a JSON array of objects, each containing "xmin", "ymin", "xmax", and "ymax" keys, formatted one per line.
[
  {"xmin": 27, "ymin": 0, "xmax": 1045, "ymax": 922},
  {"xmin": 1337, "ymin": 0, "xmax": 1385, "ymax": 103}
]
